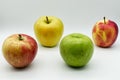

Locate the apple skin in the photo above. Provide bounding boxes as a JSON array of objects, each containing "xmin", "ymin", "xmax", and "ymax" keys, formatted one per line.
[
  {"xmin": 92, "ymin": 17, "xmax": 119, "ymax": 48},
  {"xmin": 59, "ymin": 33, "xmax": 94, "ymax": 67},
  {"xmin": 34, "ymin": 16, "xmax": 64, "ymax": 47},
  {"xmin": 2, "ymin": 34, "xmax": 38, "ymax": 68}
]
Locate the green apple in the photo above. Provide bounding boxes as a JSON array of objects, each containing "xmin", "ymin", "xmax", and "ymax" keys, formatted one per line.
[
  {"xmin": 34, "ymin": 16, "xmax": 64, "ymax": 47},
  {"xmin": 59, "ymin": 33, "xmax": 94, "ymax": 67}
]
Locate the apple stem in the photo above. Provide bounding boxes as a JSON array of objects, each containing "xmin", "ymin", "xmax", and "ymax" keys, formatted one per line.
[
  {"xmin": 18, "ymin": 34, "xmax": 23, "ymax": 40},
  {"xmin": 103, "ymin": 17, "xmax": 106, "ymax": 24},
  {"xmin": 46, "ymin": 16, "xmax": 49, "ymax": 24}
]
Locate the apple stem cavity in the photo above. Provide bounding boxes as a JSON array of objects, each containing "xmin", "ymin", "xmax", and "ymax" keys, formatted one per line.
[
  {"xmin": 103, "ymin": 17, "xmax": 106, "ymax": 24},
  {"xmin": 18, "ymin": 34, "xmax": 23, "ymax": 40},
  {"xmin": 46, "ymin": 16, "xmax": 50, "ymax": 24}
]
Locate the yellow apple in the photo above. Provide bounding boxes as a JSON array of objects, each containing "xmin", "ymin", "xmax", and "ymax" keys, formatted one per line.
[{"xmin": 34, "ymin": 16, "xmax": 64, "ymax": 47}]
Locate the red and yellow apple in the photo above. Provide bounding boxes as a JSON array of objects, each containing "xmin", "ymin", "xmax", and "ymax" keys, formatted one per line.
[
  {"xmin": 2, "ymin": 34, "xmax": 38, "ymax": 68},
  {"xmin": 92, "ymin": 17, "xmax": 119, "ymax": 47},
  {"xmin": 34, "ymin": 16, "xmax": 64, "ymax": 47}
]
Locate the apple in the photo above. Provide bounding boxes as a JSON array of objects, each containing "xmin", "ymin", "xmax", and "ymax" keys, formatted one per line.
[
  {"xmin": 2, "ymin": 34, "xmax": 38, "ymax": 68},
  {"xmin": 59, "ymin": 33, "xmax": 94, "ymax": 67},
  {"xmin": 34, "ymin": 16, "xmax": 64, "ymax": 47},
  {"xmin": 92, "ymin": 17, "xmax": 119, "ymax": 47}
]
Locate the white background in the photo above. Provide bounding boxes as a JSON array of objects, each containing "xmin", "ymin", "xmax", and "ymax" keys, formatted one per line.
[{"xmin": 0, "ymin": 0, "xmax": 120, "ymax": 80}]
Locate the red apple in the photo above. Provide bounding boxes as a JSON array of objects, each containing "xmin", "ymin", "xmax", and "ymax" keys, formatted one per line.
[
  {"xmin": 92, "ymin": 17, "xmax": 119, "ymax": 47},
  {"xmin": 2, "ymin": 34, "xmax": 38, "ymax": 68}
]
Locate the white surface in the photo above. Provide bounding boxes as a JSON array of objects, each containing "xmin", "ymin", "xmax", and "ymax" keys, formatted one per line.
[{"xmin": 0, "ymin": 0, "xmax": 120, "ymax": 80}]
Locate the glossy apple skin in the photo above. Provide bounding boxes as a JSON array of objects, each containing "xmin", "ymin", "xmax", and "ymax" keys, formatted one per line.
[
  {"xmin": 2, "ymin": 34, "xmax": 38, "ymax": 68},
  {"xmin": 60, "ymin": 33, "xmax": 94, "ymax": 67},
  {"xmin": 34, "ymin": 16, "xmax": 64, "ymax": 47},
  {"xmin": 92, "ymin": 19, "xmax": 119, "ymax": 47}
]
